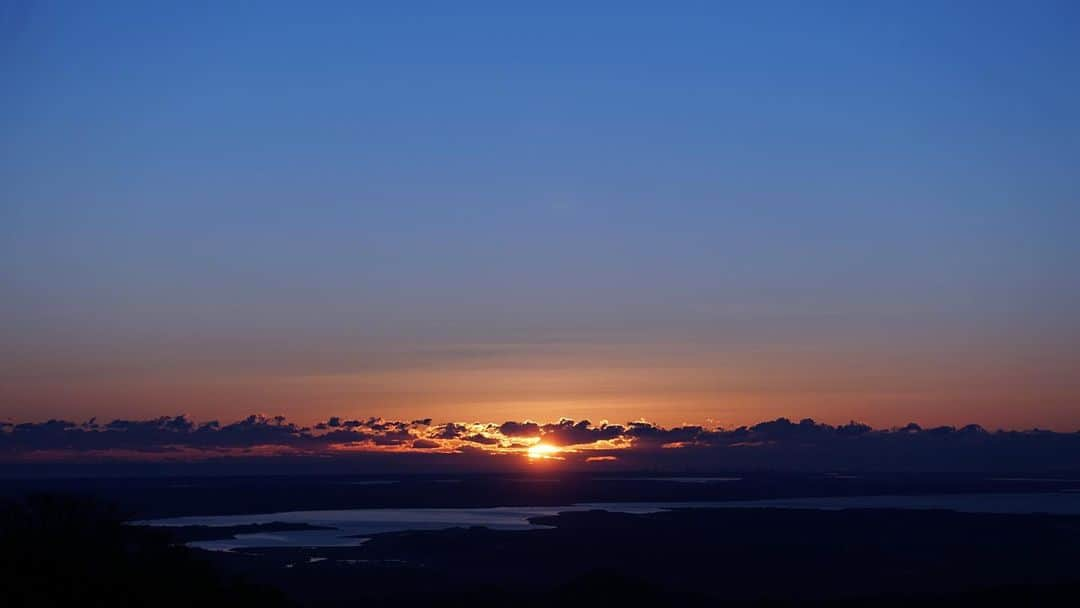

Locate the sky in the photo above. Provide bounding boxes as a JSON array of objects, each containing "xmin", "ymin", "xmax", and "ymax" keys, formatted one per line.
[{"xmin": 2, "ymin": 1, "xmax": 1079, "ymax": 434}]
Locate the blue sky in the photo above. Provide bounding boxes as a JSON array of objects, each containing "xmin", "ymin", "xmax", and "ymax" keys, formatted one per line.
[{"xmin": 2, "ymin": 1, "xmax": 1078, "ymax": 428}]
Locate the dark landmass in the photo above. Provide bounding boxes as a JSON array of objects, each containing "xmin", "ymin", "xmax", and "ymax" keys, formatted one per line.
[
  {"xmin": 3, "ymin": 471, "xmax": 1078, "ymax": 518},
  {"xmin": 201, "ymin": 507, "xmax": 1080, "ymax": 606},
  {"xmin": 0, "ymin": 494, "xmax": 289, "ymax": 608},
  {"xmin": 157, "ymin": 522, "xmax": 336, "ymax": 544},
  {"xmin": 5, "ymin": 478, "xmax": 1080, "ymax": 606}
]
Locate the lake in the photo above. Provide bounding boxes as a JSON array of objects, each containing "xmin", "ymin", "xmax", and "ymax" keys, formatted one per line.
[{"xmin": 138, "ymin": 491, "xmax": 1080, "ymax": 551}]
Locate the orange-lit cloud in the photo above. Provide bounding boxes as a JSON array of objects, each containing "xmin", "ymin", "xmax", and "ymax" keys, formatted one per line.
[{"xmin": 3, "ymin": 414, "xmax": 1079, "ymax": 473}]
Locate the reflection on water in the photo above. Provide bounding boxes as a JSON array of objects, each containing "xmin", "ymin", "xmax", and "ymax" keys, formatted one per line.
[
  {"xmin": 598, "ymin": 477, "xmax": 743, "ymax": 483},
  {"xmin": 138, "ymin": 492, "xmax": 1080, "ymax": 551},
  {"xmin": 139, "ymin": 504, "xmax": 664, "ymax": 551}
]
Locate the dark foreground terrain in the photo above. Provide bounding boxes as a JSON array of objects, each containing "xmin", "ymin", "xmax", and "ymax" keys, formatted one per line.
[
  {"xmin": 200, "ymin": 507, "xmax": 1080, "ymax": 606},
  {"xmin": 3, "ymin": 490, "xmax": 1080, "ymax": 607}
]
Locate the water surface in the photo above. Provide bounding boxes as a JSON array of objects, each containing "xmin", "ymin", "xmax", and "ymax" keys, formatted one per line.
[{"xmin": 139, "ymin": 492, "xmax": 1080, "ymax": 551}]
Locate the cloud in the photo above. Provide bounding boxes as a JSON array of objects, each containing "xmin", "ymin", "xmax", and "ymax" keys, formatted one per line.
[
  {"xmin": 586, "ymin": 455, "xmax": 618, "ymax": 462},
  {"xmin": 498, "ymin": 421, "xmax": 541, "ymax": 438},
  {"xmin": 462, "ymin": 433, "xmax": 500, "ymax": 446},
  {"xmin": 623, "ymin": 421, "xmax": 711, "ymax": 446},
  {"xmin": 2, "ymin": 413, "xmax": 1078, "ymax": 473},
  {"xmin": 431, "ymin": 423, "xmax": 468, "ymax": 440},
  {"xmin": 540, "ymin": 419, "xmax": 624, "ymax": 447}
]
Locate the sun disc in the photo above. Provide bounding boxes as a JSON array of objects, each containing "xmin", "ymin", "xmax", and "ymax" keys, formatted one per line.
[{"xmin": 527, "ymin": 443, "xmax": 560, "ymax": 459}]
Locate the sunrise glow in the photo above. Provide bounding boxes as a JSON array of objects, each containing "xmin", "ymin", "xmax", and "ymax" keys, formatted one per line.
[{"xmin": 526, "ymin": 443, "xmax": 561, "ymax": 460}]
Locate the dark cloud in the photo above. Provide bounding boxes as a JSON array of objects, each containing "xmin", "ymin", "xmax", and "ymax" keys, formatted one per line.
[
  {"xmin": 462, "ymin": 433, "xmax": 499, "ymax": 446},
  {"xmin": 540, "ymin": 419, "xmax": 624, "ymax": 447},
  {"xmin": 836, "ymin": 421, "xmax": 873, "ymax": 437},
  {"xmin": 747, "ymin": 417, "xmax": 833, "ymax": 441},
  {"xmin": 371, "ymin": 429, "xmax": 415, "ymax": 446},
  {"xmin": 624, "ymin": 422, "xmax": 710, "ymax": 446},
  {"xmin": 498, "ymin": 421, "xmax": 540, "ymax": 438},
  {"xmin": 431, "ymin": 423, "xmax": 467, "ymax": 440},
  {"xmin": 2, "ymin": 414, "xmax": 1079, "ymax": 473},
  {"xmin": 318, "ymin": 429, "xmax": 372, "ymax": 444}
]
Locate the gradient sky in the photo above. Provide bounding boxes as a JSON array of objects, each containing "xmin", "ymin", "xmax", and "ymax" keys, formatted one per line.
[{"xmin": 2, "ymin": 1, "xmax": 1079, "ymax": 430}]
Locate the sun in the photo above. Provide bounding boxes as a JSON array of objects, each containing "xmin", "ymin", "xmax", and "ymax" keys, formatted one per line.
[{"xmin": 527, "ymin": 443, "xmax": 561, "ymax": 459}]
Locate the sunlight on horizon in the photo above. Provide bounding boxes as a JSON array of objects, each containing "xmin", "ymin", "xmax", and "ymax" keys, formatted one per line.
[{"xmin": 526, "ymin": 443, "xmax": 562, "ymax": 460}]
